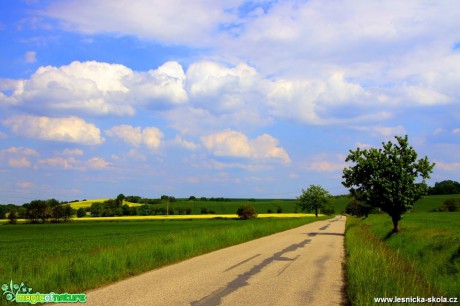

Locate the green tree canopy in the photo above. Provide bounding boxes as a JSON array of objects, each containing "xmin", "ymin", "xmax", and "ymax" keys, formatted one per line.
[
  {"xmin": 297, "ymin": 185, "xmax": 331, "ymax": 217},
  {"xmin": 342, "ymin": 135, "xmax": 435, "ymax": 232}
]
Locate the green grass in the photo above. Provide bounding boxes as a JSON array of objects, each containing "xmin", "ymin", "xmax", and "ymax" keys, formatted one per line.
[
  {"xmin": 412, "ymin": 194, "xmax": 460, "ymax": 212},
  {"xmin": 345, "ymin": 212, "xmax": 460, "ymax": 305},
  {"xmin": 0, "ymin": 217, "xmax": 327, "ymax": 304}
]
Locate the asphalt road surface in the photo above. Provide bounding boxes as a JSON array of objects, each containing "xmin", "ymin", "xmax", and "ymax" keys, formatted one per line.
[{"xmin": 84, "ymin": 216, "xmax": 346, "ymax": 306}]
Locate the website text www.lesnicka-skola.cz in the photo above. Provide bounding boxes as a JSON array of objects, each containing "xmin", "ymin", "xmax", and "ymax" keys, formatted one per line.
[{"xmin": 374, "ymin": 296, "xmax": 458, "ymax": 303}]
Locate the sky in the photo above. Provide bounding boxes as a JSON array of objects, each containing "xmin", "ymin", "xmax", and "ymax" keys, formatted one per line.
[{"xmin": 1, "ymin": 0, "xmax": 460, "ymax": 204}]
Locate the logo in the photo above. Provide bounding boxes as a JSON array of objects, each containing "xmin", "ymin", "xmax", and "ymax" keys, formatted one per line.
[{"xmin": 1, "ymin": 280, "xmax": 86, "ymax": 304}]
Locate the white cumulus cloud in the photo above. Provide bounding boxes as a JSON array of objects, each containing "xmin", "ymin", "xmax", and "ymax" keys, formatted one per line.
[
  {"xmin": 201, "ymin": 130, "xmax": 290, "ymax": 163},
  {"xmin": 106, "ymin": 125, "xmax": 164, "ymax": 151},
  {"xmin": 3, "ymin": 115, "xmax": 104, "ymax": 145}
]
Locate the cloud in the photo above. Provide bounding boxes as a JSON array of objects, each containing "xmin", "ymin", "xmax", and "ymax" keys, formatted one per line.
[
  {"xmin": 2, "ymin": 147, "xmax": 38, "ymax": 156},
  {"xmin": 307, "ymin": 154, "xmax": 347, "ymax": 172},
  {"xmin": 86, "ymin": 157, "xmax": 111, "ymax": 169},
  {"xmin": 453, "ymin": 128, "xmax": 460, "ymax": 134},
  {"xmin": 201, "ymin": 130, "xmax": 290, "ymax": 163},
  {"xmin": 0, "ymin": 147, "xmax": 38, "ymax": 168},
  {"xmin": 0, "ymin": 59, "xmax": 406, "ymax": 128},
  {"xmin": 38, "ymin": 157, "xmax": 78, "ymax": 170},
  {"xmin": 24, "ymin": 51, "xmax": 37, "ymax": 63},
  {"xmin": 435, "ymin": 161, "xmax": 460, "ymax": 172},
  {"xmin": 37, "ymin": 156, "xmax": 111, "ymax": 170},
  {"xmin": 1, "ymin": 61, "xmax": 135, "ymax": 116},
  {"xmin": 17, "ymin": 181, "xmax": 33, "ymax": 189},
  {"xmin": 169, "ymin": 135, "xmax": 200, "ymax": 151},
  {"xmin": 186, "ymin": 61, "xmax": 260, "ymax": 112},
  {"xmin": 3, "ymin": 115, "xmax": 104, "ymax": 145},
  {"xmin": 62, "ymin": 148, "xmax": 84, "ymax": 156},
  {"xmin": 43, "ymin": 0, "xmax": 236, "ymax": 45},
  {"xmin": 106, "ymin": 125, "xmax": 164, "ymax": 151},
  {"xmin": 142, "ymin": 127, "xmax": 163, "ymax": 151},
  {"xmin": 106, "ymin": 125, "xmax": 143, "ymax": 147},
  {"xmin": 373, "ymin": 125, "xmax": 407, "ymax": 137},
  {"xmin": 128, "ymin": 61, "xmax": 187, "ymax": 106},
  {"xmin": 352, "ymin": 125, "xmax": 407, "ymax": 138},
  {"xmin": 8, "ymin": 157, "xmax": 32, "ymax": 168},
  {"xmin": 0, "ymin": 61, "xmax": 185, "ymax": 117}
]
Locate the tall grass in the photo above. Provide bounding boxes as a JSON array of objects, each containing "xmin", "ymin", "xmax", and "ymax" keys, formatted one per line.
[
  {"xmin": 345, "ymin": 213, "xmax": 460, "ymax": 305},
  {"xmin": 0, "ymin": 217, "xmax": 326, "ymax": 304}
]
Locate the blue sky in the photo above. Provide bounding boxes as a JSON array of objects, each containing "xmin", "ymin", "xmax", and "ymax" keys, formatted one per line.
[{"xmin": 1, "ymin": 0, "xmax": 460, "ymax": 204}]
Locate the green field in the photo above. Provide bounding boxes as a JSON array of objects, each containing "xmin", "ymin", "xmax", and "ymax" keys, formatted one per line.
[
  {"xmin": 0, "ymin": 217, "xmax": 327, "ymax": 304},
  {"xmin": 68, "ymin": 196, "xmax": 350, "ymax": 215},
  {"xmin": 345, "ymin": 212, "xmax": 460, "ymax": 304},
  {"xmin": 412, "ymin": 194, "xmax": 460, "ymax": 212}
]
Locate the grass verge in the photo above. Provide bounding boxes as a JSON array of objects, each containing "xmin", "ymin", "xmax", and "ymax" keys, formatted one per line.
[{"xmin": 345, "ymin": 213, "xmax": 460, "ymax": 305}]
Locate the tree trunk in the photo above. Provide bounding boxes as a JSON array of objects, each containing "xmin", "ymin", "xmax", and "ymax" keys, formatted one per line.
[
  {"xmin": 391, "ymin": 215, "xmax": 400, "ymax": 233},
  {"xmin": 315, "ymin": 207, "xmax": 318, "ymax": 217}
]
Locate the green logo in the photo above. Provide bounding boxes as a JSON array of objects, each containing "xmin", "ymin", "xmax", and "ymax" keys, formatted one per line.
[{"xmin": 1, "ymin": 280, "xmax": 86, "ymax": 304}]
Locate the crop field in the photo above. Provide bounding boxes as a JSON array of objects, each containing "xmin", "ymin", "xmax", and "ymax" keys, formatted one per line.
[
  {"xmin": 345, "ymin": 212, "xmax": 460, "ymax": 304},
  {"xmin": 0, "ymin": 216, "xmax": 327, "ymax": 304},
  {"xmin": 69, "ymin": 199, "xmax": 141, "ymax": 209}
]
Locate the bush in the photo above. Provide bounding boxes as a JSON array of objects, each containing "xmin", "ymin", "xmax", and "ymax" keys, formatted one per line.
[
  {"xmin": 431, "ymin": 198, "xmax": 460, "ymax": 212},
  {"xmin": 8, "ymin": 211, "xmax": 17, "ymax": 225},
  {"xmin": 76, "ymin": 208, "xmax": 86, "ymax": 218},
  {"xmin": 276, "ymin": 207, "xmax": 283, "ymax": 213},
  {"xmin": 321, "ymin": 205, "xmax": 335, "ymax": 216},
  {"xmin": 344, "ymin": 198, "xmax": 374, "ymax": 217},
  {"xmin": 236, "ymin": 205, "xmax": 257, "ymax": 220}
]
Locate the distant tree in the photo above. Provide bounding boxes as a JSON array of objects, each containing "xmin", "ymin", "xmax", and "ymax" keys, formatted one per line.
[
  {"xmin": 125, "ymin": 196, "xmax": 141, "ymax": 203},
  {"xmin": 116, "ymin": 194, "xmax": 125, "ymax": 208},
  {"xmin": 90, "ymin": 202, "xmax": 103, "ymax": 217},
  {"xmin": 428, "ymin": 180, "xmax": 460, "ymax": 195},
  {"xmin": 25, "ymin": 200, "xmax": 48, "ymax": 223},
  {"xmin": 0, "ymin": 205, "xmax": 7, "ymax": 219},
  {"xmin": 63, "ymin": 204, "xmax": 74, "ymax": 221},
  {"xmin": 104, "ymin": 199, "xmax": 117, "ymax": 209},
  {"xmin": 49, "ymin": 199, "xmax": 64, "ymax": 223},
  {"xmin": 297, "ymin": 185, "xmax": 331, "ymax": 217},
  {"xmin": 122, "ymin": 204, "xmax": 130, "ymax": 216},
  {"xmin": 200, "ymin": 197, "xmax": 207, "ymax": 201},
  {"xmin": 137, "ymin": 204, "xmax": 151, "ymax": 216},
  {"xmin": 77, "ymin": 207, "xmax": 86, "ymax": 218},
  {"xmin": 342, "ymin": 135, "xmax": 435, "ymax": 232},
  {"xmin": 16, "ymin": 206, "xmax": 27, "ymax": 219},
  {"xmin": 236, "ymin": 205, "xmax": 257, "ymax": 220},
  {"xmin": 8, "ymin": 210, "xmax": 17, "ymax": 225},
  {"xmin": 321, "ymin": 205, "xmax": 336, "ymax": 216},
  {"xmin": 188, "ymin": 196, "xmax": 196, "ymax": 201}
]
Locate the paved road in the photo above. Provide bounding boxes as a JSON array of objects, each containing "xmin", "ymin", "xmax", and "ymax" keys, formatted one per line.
[{"xmin": 84, "ymin": 216, "xmax": 346, "ymax": 306}]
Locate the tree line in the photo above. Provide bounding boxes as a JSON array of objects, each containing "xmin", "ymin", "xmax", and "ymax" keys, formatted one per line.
[{"xmin": 0, "ymin": 199, "xmax": 75, "ymax": 224}]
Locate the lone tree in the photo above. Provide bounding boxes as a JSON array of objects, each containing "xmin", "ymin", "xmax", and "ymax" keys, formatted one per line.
[
  {"xmin": 342, "ymin": 135, "xmax": 434, "ymax": 232},
  {"xmin": 297, "ymin": 185, "xmax": 331, "ymax": 217}
]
